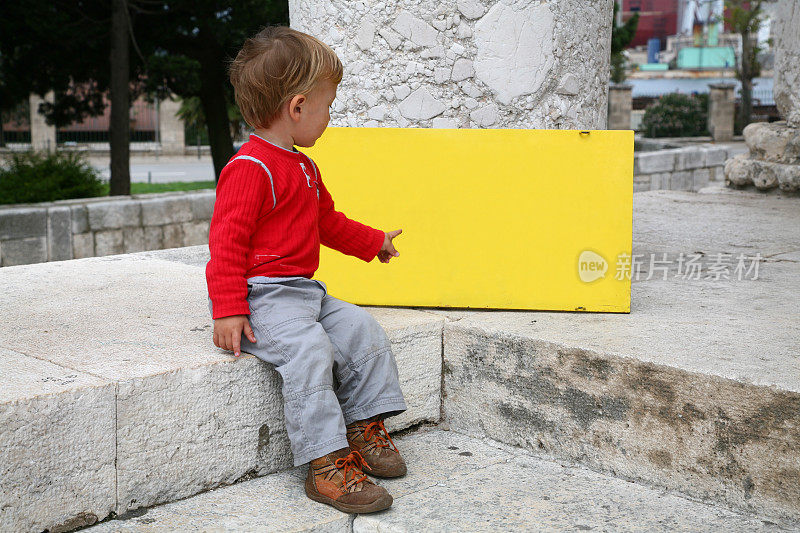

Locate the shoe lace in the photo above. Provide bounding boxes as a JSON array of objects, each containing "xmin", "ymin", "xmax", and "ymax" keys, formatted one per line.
[
  {"xmin": 334, "ymin": 450, "xmax": 368, "ymax": 491},
  {"xmin": 363, "ymin": 419, "xmax": 399, "ymax": 452}
]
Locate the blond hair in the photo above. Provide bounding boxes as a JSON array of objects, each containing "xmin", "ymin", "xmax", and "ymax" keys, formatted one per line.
[{"xmin": 229, "ymin": 26, "xmax": 343, "ymax": 129}]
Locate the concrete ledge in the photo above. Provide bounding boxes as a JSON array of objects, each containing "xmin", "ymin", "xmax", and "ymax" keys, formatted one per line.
[
  {"xmin": 442, "ymin": 190, "xmax": 800, "ymax": 524},
  {"xmin": 0, "ymin": 191, "xmax": 215, "ymax": 267},
  {"xmin": 0, "ymin": 249, "xmax": 443, "ymax": 532}
]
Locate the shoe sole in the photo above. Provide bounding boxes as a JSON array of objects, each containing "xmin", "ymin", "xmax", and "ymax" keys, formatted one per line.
[
  {"xmin": 305, "ymin": 478, "xmax": 393, "ymax": 514},
  {"xmin": 361, "ymin": 462, "xmax": 407, "ymax": 479}
]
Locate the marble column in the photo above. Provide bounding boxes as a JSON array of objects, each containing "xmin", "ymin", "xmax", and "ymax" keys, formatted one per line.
[{"xmin": 289, "ymin": 0, "xmax": 614, "ymax": 130}]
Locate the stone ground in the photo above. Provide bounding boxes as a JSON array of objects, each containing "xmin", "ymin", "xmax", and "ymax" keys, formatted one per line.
[{"xmin": 84, "ymin": 429, "xmax": 779, "ymax": 533}]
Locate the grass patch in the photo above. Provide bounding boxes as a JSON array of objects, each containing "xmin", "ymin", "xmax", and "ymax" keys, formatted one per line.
[{"xmin": 100, "ymin": 181, "xmax": 217, "ymax": 195}]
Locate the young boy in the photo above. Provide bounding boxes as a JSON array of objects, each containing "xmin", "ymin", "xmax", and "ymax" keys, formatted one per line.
[{"xmin": 205, "ymin": 26, "xmax": 407, "ymax": 514}]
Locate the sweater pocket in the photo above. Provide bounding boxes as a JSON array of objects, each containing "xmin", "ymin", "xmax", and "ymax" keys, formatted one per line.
[{"xmin": 249, "ymin": 251, "xmax": 285, "ymax": 269}]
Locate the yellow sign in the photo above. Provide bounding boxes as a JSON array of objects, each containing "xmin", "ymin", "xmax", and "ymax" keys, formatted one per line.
[{"xmin": 305, "ymin": 127, "xmax": 633, "ymax": 312}]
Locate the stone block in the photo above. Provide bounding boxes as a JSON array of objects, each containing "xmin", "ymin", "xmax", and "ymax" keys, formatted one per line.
[
  {"xmin": 670, "ymin": 170, "xmax": 692, "ymax": 190},
  {"xmin": 457, "ymin": 0, "xmax": 487, "ymax": 19},
  {"xmin": 367, "ymin": 309, "xmax": 444, "ymax": 432},
  {"xmin": 0, "ymin": 236, "xmax": 47, "ymax": 266},
  {"xmin": 181, "ymin": 221, "xmax": 209, "ymax": 247},
  {"xmin": 398, "ymin": 87, "xmax": 446, "ymax": 120},
  {"xmin": 450, "ymin": 58, "xmax": 474, "ymax": 82},
  {"xmin": 432, "ymin": 117, "xmax": 458, "ymax": 128},
  {"xmin": 141, "ymin": 196, "xmax": 193, "ymax": 226},
  {"xmin": 691, "ymin": 168, "xmax": 711, "ymax": 191},
  {"xmin": 0, "ymin": 348, "xmax": 115, "ymax": 533},
  {"xmin": 71, "ymin": 205, "xmax": 89, "ymax": 234},
  {"xmin": 0, "ymin": 207, "xmax": 47, "ymax": 240},
  {"xmin": 88, "ymin": 200, "xmax": 142, "ymax": 231},
  {"xmin": 162, "ymin": 223, "xmax": 184, "ymax": 248},
  {"xmin": 72, "ymin": 233, "xmax": 95, "ymax": 259},
  {"xmin": 0, "ymin": 256, "xmax": 444, "ymax": 517},
  {"xmin": 649, "ymin": 172, "xmax": 669, "ymax": 190},
  {"xmin": 391, "ymin": 11, "xmax": 438, "ymax": 48},
  {"xmin": 47, "ymin": 206, "xmax": 72, "ymax": 261},
  {"xmin": 94, "ymin": 229, "xmax": 124, "ymax": 256},
  {"xmin": 474, "ymin": 2, "xmax": 554, "ymax": 105},
  {"xmin": 189, "ymin": 192, "xmax": 215, "ymax": 221},
  {"xmin": 443, "ymin": 316, "xmax": 800, "ymax": 522},
  {"xmin": 703, "ymin": 147, "xmax": 729, "ymax": 167},
  {"xmin": 743, "ymin": 120, "xmax": 800, "ymax": 164},
  {"xmin": 633, "ymin": 174, "xmax": 651, "ymax": 193},
  {"xmin": 637, "ymin": 151, "xmax": 676, "ymax": 173},
  {"xmin": 675, "ymin": 147, "xmax": 706, "ymax": 170},
  {"xmin": 123, "ymin": 226, "xmax": 146, "ymax": 253},
  {"xmin": 115, "ymin": 359, "xmax": 293, "ymax": 514},
  {"xmin": 144, "ymin": 225, "xmax": 164, "ymax": 250}
]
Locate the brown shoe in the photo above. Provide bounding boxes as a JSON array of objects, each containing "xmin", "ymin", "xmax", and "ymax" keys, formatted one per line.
[
  {"xmin": 346, "ymin": 417, "xmax": 407, "ymax": 478},
  {"xmin": 304, "ymin": 447, "xmax": 393, "ymax": 514}
]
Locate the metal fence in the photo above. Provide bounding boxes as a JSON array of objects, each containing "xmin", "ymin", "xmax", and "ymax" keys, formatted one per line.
[{"xmin": 1, "ymin": 97, "xmax": 157, "ymax": 148}]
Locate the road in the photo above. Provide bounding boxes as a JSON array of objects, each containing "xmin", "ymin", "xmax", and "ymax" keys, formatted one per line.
[{"xmin": 89, "ymin": 155, "xmax": 215, "ymax": 183}]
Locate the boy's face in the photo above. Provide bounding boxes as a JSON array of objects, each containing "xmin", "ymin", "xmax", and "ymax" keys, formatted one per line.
[{"xmin": 292, "ymin": 79, "xmax": 337, "ymax": 148}]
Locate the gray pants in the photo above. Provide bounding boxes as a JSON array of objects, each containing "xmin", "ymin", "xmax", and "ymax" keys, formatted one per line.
[{"xmin": 208, "ymin": 276, "xmax": 407, "ymax": 466}]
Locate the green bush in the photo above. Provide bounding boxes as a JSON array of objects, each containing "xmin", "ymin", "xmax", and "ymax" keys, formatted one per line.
[
  {"xmin": 0, "ymin": 151, "xmax": 105, "ymax": 205},
  {"xmin": 641, "ymin": 92, "xmax": 710, "ymax": 138}
]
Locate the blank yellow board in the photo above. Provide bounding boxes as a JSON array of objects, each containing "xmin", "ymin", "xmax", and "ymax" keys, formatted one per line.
[{"xmin": 305, "ymin": 127, "xmax": 634, "ymax": 313}]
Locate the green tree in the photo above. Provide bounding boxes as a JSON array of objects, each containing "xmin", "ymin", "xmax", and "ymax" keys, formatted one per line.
[
  {"xmin": 136, "ymin": 1, "xmax": 289, "ymax": 181},
  {"xmin": 610, "ymin": 0, "xmax": 639, "ymax": 84},
  {"xmin": 0, "ymin": 1, "xmax": 139, "ymax": 195},
  {"xmin": 724, "ymin": 0, "xmax": 769, "ymax": 131}
]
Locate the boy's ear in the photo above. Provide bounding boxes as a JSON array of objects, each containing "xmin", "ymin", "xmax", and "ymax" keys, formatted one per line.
[{"xmin": 288, "ymin": 94, "xmax": 306, "ymax": 122}]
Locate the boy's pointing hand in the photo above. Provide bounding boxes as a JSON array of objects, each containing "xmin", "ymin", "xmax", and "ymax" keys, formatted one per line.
[
  {"xmin": 213, "ymin": 315, "xmax": 257, "ymax": 357},
  {"xmin": 378, "ymin": 229, "xmax": 402, "ymax": 263}
]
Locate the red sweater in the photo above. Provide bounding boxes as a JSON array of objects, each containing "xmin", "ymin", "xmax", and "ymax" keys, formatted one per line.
[{"xmin": 205, "ymin": 134, "xmax": 385, "ymax": 319}]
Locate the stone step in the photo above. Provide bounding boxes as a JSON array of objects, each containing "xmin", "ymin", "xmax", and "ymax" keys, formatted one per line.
[
  {"xmin": 83, "ymin": 430, "xmax": 779, "ymax": 532},
  {"xmin": 438, "ymin": 189, "xmax": 800, "ymax": 526},
  {"xmin": 0, "ymin": 248, "xmax": 444, "ymax": 533}
]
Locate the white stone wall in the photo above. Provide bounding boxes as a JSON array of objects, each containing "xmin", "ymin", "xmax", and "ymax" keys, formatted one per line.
[{"xmin": 289, "ymin": 0, "xmax": 613, "ymax": 130}]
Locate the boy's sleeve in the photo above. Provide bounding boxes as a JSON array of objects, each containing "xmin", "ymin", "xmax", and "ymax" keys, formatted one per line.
[
  {"xmin": 205, "ymin": 159, "xmax": 271, "ymax": 319},
  {"xmin": 316, "ymin": 165, "xmax": 384, "ymax": 262}
]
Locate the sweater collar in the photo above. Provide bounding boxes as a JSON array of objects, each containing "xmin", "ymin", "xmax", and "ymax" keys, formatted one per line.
[{"xmin": 250, "ymin": 133, "xmax": 304, "ymax": 159}]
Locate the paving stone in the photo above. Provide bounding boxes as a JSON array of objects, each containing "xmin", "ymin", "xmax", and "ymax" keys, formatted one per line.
[{"xmin": 356, "ymin": 435, "xmax": 777, "ymax": 532}]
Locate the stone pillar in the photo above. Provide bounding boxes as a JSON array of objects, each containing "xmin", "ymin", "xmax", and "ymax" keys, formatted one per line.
[
  {"xmin": 29, "ymin": 91, "xmax": 56, "ymax": 152},
  {"xmin": 607, "ymin": 84, "xmax": 632, "ymax": 130},
  {"xmin": 707, "ymin": 83, "xmax": 735, "ymax": 142},
  {"xmin": 773, "ymin": 0, "xmax": 799, "ymax": 128},
  {"xmin": 289, "ymin": 0, "xmax": 614, "ymax": 130},
  {"xmin": 158, "ymin": 96, "xmax": 185, "ymax": 155},
  {"xmin": 723, "ymin": 0, "xmax": 800, "ymax": 193}
]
